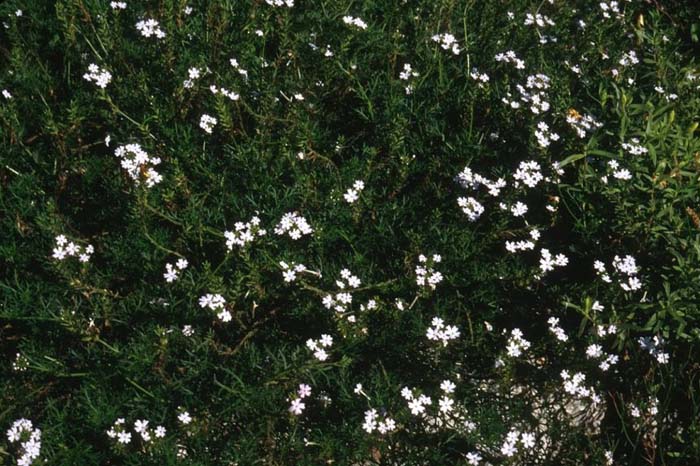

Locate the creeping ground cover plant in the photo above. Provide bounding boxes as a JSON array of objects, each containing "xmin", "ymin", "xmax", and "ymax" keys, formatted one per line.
[{"xmin": 2, "ymin": 0, "xmax": 700, "ymax": 464}]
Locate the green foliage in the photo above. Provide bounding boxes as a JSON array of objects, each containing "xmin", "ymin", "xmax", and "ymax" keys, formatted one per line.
[{"xmin": 1, "ymin": 0, "xmax": 700, "ymax": 465}]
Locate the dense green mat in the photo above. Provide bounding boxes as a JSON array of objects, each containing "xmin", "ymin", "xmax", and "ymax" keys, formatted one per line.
[{"xmin": 1, "ymin": 1, "xmax": 700, "ymax": 464}]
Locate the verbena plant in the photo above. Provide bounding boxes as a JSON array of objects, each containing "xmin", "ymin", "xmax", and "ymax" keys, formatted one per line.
[{"xmin": 1, "ymin": 0, "xmax": 699, "ymax": 465}]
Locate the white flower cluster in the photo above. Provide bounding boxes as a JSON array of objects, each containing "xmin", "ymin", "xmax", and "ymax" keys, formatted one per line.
[
  {"xmin": 622, "ymin": 138, "xmax": 648, "ymax": 155},
  {"xmin": 437, "ymin": 380, "xmax": 457, "ymax": 414},
  {"xmin": 457, "ymin": 167, "xmax": 505, "ymax": 196},
  {"xmin": 183, "ymin": 67, "xmax": 200, "ymax": 89},
  {"xmin": 431, "ymin": 33, "xmax": 461, "ymax": 55},
  {"xmin": 6, "ymin": 418, "xmax": 42, "ymax": 466},
  {"xmin": 136, "ymin": 18, "xmax": 166, "ymax": 38},
  {"xmin": 107, "ymin": 418, "xmax": 166, "ymax": 445},
  {"xmin": 164, "ymin": 258, "xmax": 188, "ymax": 282},
  {"xmin": 110, "ymin": 1, "xmax": 127, "ymax": 9},
  {"xmin": 52, "ymin": 235, "xmax": 94, "ymax": 262},
  {"xmin": 638, "ymin": 335, "xmax": 670, "ymax": 364},
  {"xmin": 274, "ymin": 212, "xmax": 313, "ymax": 239},
  {"xmin": 599, "ymin": 1, "xmax": 622, "ymax": 20},
  {"xmin": 513, "ymin": 160, "xmax": 544, "ymax": 188},
  {"xmin": 534, "ymin": 121, "xmax": 560, "ymax": 148},
  {"xmin": 505, "ymin": 328, "xmax": 531, "ymax": 357},
  {"xmin": 402, "ymin": 387, "xmax": 432, "ymax": 416},
  {"xmin": 415, "ymin": 254, "xmax": 443, "ymax": 290},
  {"xmin": 114, "ymin": 143, "xmax": 163, "ymax": 187},
  {"xmin": 500, "ymin": 428, "xmax": 536, "ymax": 457},
  {"xmin": 595, "ymin": 255, "xmax": 642, "ymax": 291},
  {"xmin": 2, "ymin": 89, "xmax": 11, "ymax": 99},
  {"xmin": 198, "ymin": 293, "xmax": 230, "ymax": 322},
  {"xmin": 342, "ymin": 16, "xmax": 368, "ymax": 30},
  {"xmin": 506, "ymin": 229, "xmax": 540, "ymax": 253},
  {"xmin": 585, "ymin": 344, "xmax": 619, "ymax": 371},
  {"xmin": 566, "ymin": 110, "xmax": 603, "ymax": 138},
  {"xmin": 469, "ymin": 68, "xmax": 490, "ymax": 88},
  {"xmin": 224, "ymin": 216, "xmax": 266, "ymax": 250},
  {"xmin": 12, "ymin": 352, "xmax": 29, "ymax": 371},
  {"xmin": 210, "ymin": 85, "xmax": 240, "ymax": 101},
  {"xmin": 601, "ymin": 159, "xmax": 632, "ymax": 182},
  {"xmin": 343, "ymin": 180, "xmax": 365, "ymax": 203},
  {"xmin": 547, "ymin": 317, "xmax": 568, "ymax": 341},
  {"xmin": 560, "ymin": 370, "xmax": 601, "ymax": 404},
  {"xmin": 322, "ymin": 269, "xmax": 361, "ymax": 314},
  {"xmin": 306, "ymin": 334, "xmax": 333, "ymax": 361},
  {"xmin": 596, "ymin": 322, "xmax": 617, "ymax": 336},
  {"xmin": 229, "ymin": 58, "xmax": 248, "ymax": 79},
  {"xmin": 426, "ymin": 316, "xmax": 460, "ymax": 346},
  {"xmin": 289, "ymin": 383, "xmax": 311, "ymax": 415},
  {"xmin": 516, "ymin": 74, "xmax": 551, "ymax": 114},
  {"xmin": 507, "ymin": 201, "xmax": 528, "ymax": 217},
  {"xmin": 83, "ymin": 63, "xmax": 112, "ymax": 88},
  {"xmin": 457, "ymin": 196, "xmax": 485, "ymax": 221},
  {"xmin": 524, "ymin": 13, "xmax": 555, "ymax": 27},
  {"xmin": 618, "ymin": 50, "xmax": 639, "ymax": 68},
  {"xmin": 399, "ymin": 63, "xmax": 419, "ymax": 80},
  {"xmin": 199, "ymin": 114, "xmax": 217, "ymax": 134},
  {"xmin": 495, "ymin": 50, "xmax": 525, "ymax": 69},
  {"xmin": 399, "ymin": 63, "xmax": 419, "ymax": 94},
  {"xmin": 362, "ymin": 409, "xmax": 396, "ymax": 434},
  {"xmin": 280, "ymin": 261, "xmax": 311, "ymax": 282},
  {"xmin": 265, "ymin": 0, "xmax": 294, "ymax": 6},
  {"xmin": 539, "ymin": 248, "xmax": 568, "ymax": 274}
]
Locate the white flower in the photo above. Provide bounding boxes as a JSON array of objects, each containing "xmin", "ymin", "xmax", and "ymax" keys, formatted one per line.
[
  {"xmin": 164, "ymin": 263, "xmax": 178, "ymax": 282},
  {"xmin": 521, "ymin": 432, "xmax": 536, "ymax": 449},
  {"xmin": 117, "ymin": 431, "xmax": 132, "ymax": 444},
  {"xmin": 133, "ymin": 419, "xmax": 149, "ymax": 434},
  {"xmin": 440, "ymin": 380, "xmax": 456, "ymax": 393},
  {"xmin": 432, "ymin": 33, "xmax": 461, "ymax": 55},
  {"xmin": 343, "ymin": 180, "xmax": 365, "ymax": 204},
  {"xmin": 539, "ymin": 248, "xmax": 568, "ymax": 274},
  {"xmin": 274, "ymin": 212, "xmax": 313, "ymax": 239},
  {"xmin": 466, "ymin": 451, "xmax": 482, "ymax": 465},
  {"xmin": 199, "ymin": 114, "xmax": 217, "ymax": 134},
  {"xmin": 438, "ymin": 396, "xmax": 454, "ymax": 413},
  {"xmin": 586, "ymin": 344, "xmax": 603, "ymax": 359},
  {"xmin": 513, "ymin": 160, "xmax": 543, "ymax": 188},
  {"xmin": 457, "ymin": 196, "xmax": 485, "ymax": 221},
  {"xmin": 501, "ymin": 441, "xmax": 517, "ymax": 457},
  {"xmin": 343, "ymin": 16, "xmax": 368, "ymax": 30},
  {"xmin": 426, "ymin": 316, "xmax": 460, "ymax": 346},
  {"xmin": 136, "ymin": 18, "xmax": 166, "ymax": 38},
  {"xmin": 505, "ymin": 328, "xmax": 531, "ymax": 357},
  {"xmin": 265, "ymin": 0, "xmax": 294, "ymax": 6},
  {"xmin": 114, "ymin": 143, "xmax": 162, "ymax": 187},
  {"xmin": 83, "ymin": 64, "xmax": 112, "ymax": 88},
  {"xmin": 495, "ymin": 50, "xmax": 525, "ymax": 69},
  {"xmin": 178, "ymin": 411, "xmax": 192, "ymax": 425},
  {"xmin": 225, "ymin": 216, "xmax": 266, "ymax": 249},
  {"xmin": 415, "ymin": 255, "xmax": 443, "ymax": 290},
  {"xmin": 511, "ymin": 201, "xmax": 528, "ymax": 217},
  {"xmin": 534, "ymin": 121, "xmax": 560, "ymax": 148},
  {"xmin": 298, "ymin": 384, "xmax": 312, "ymax": 398},
  {"xmin": 289, "ymin": 398, "xmax": 305, "ymax": 415},
  {"xmin": 408, "ymin": 398, "xmax": 426, "ymax": 415}
]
